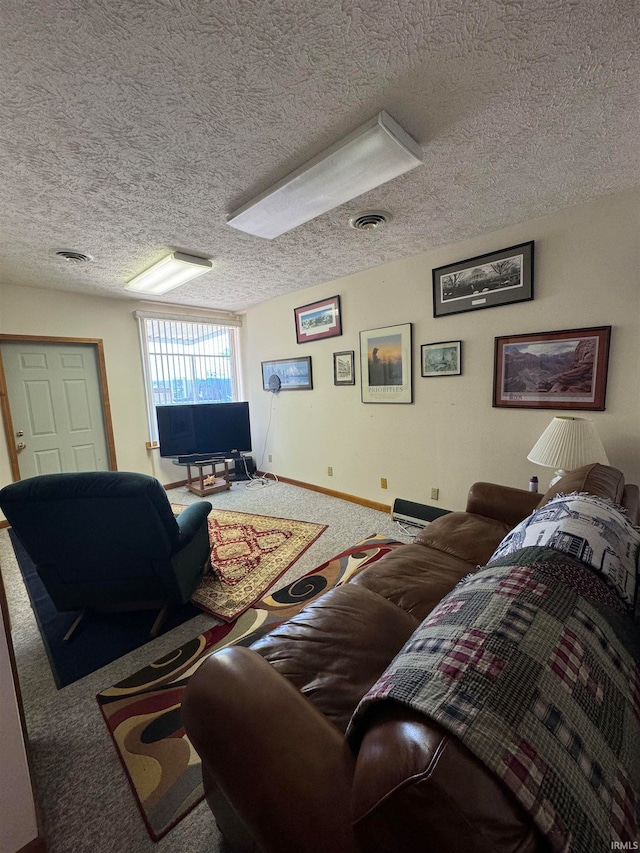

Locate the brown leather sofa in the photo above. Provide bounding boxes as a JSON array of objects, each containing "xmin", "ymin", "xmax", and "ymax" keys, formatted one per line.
[{"xmin": 182, "ymin": 464, "xmax": 639, "ymax": 853}]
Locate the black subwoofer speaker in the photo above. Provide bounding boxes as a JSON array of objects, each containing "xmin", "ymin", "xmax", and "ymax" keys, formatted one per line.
[{"xmin": 230, "ymin": 455, "xmax": 256, "ymax": 480}]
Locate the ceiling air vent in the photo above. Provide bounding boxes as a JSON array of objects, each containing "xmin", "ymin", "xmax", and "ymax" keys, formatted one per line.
[
  {"xmin": 55, "ymin": 250, "xmax": 93, "ymax": 262},
  {"xmin": 349, "ymin": 210, "xmax": 392, "ymax": 231}
]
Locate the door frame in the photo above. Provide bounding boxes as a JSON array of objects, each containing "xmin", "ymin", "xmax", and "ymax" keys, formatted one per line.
[{"xmin": 0, "ymin": 335, "xmax": 118, "ymax": 481}]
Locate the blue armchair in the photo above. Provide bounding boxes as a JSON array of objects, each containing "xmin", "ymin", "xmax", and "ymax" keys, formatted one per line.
[{"xmin": 0, "ymin": 471, "xmax": 212, "ymax": 639}]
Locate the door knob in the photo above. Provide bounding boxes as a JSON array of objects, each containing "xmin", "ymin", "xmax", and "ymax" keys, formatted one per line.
[{"xmin": 16, "ymin": 442, "xmax": 26, "ymax": 452}]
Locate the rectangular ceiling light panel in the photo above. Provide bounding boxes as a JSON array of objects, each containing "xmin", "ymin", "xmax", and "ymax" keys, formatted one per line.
[
  {"xmin": 227, "ymin": 111, "xmax": 423, "ymax": 240},
  {"xmin": 126, "ymin": 252, "xmax": 213, "ymax": 295}
]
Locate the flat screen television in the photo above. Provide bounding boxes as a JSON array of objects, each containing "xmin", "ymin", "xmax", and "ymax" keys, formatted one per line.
[{"xmin": 156, "ymin": 402, "xmax": 251, "ymax": 461}]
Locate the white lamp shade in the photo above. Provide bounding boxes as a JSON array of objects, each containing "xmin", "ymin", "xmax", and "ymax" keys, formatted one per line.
[
  {"xmin": 527, "ymin": 416, "xmax": 609, "ymax": 471},
  {"xmin": 126, "ymin": 252, "xmax": 212, "ymax": 295},
  {"xmin": 227, "ymin": 111, "xmax": 423, "ymax": 239}
]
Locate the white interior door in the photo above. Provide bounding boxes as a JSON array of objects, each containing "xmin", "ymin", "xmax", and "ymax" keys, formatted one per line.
[{"xmin": 1, "ymin": 341, "xmax": 110, "ymax": 478}]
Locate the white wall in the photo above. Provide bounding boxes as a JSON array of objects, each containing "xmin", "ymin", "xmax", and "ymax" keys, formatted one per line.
[
  {"xmin": 0, "ymin": 189, "xmax": 638, "ymax": 848},
  {"xmin": 0, "ymin": 292, "xmax": 247, "ymax": 492},
  {"xmin": 243, "ymin": 189, "xmax": 640, "ymax": 510},
  {"xmin": 0, "ymin": 189, "xmax": 638, "ymax": 514},
  {"xmin": 0, "ymin": 288, "xmax": 154, "ymax": 490},
  {"xmin": 0, "ymin": 612, "xmax": 39, "ymax": 853}
]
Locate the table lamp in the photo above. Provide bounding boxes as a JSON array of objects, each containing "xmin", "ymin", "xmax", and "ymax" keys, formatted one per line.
[{"xmin": 527, "ymin": 416, "xmax": 609, "ymax": 487}]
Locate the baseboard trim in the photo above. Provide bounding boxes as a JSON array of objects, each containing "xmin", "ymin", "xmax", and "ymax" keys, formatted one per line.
[
  {"xmin": 260, "ymin": 474, "xmax": 392, "ymax": 514},
  {"xmin": 4, "ymin": 479, "xmax": 387, "ymax": 516},
  {"xmin": 163, "ymin": 479, "xmax": 188, "ymax": 491},
  {"xmin": 17, "ymin": 835, "xmax": 47, "ymax": 853},
  {"xmin": 163, "ymin": 472, "xmax": 391, "ymax": 514}
]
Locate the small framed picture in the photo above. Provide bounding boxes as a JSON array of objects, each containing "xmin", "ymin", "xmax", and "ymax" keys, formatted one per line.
[
  {"xmin": 294, "ymin": 295, "xmax": 342, "ymax": 344},
  {"xmin": 421, "ymin": 341, "xmax": 462, "ymax": 377},
  {"xmin": 493, "ymin": 326, "xmax": 611, "ymax": 410},
  {"xmin": 333, "ymin": 351, "xmax": 355, "ymax": 385},
  {"xmin": 433, "ymin": 241, "xmax": 534, "ymax": 317},
  {"xmin": 261, "ymin": 356, "xmax": 313, "ymax": 391},
  {"xmin": 359, "ymin": 323, "xmax": 412, "ymax": 404}
]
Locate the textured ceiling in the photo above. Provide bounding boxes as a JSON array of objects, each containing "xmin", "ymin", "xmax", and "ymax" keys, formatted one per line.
[{"xmin": 1, "ymin": 0, "xmax": 638, "ymax": 312}]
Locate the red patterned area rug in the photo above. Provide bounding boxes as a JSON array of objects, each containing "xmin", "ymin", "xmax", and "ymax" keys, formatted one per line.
[
  {"xmin": 183, "ymin": 507, "xmax": 327, "ymax": 621},
  {"xmin": 97, "ymin": 534, "xmax": 403, "ymax": 841}
]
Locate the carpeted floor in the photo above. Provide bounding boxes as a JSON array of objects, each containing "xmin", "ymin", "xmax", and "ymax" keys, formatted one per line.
[
  {"xmin": 9, "ymin": 528, "xmax": 202, "ymax": 687},
  {"xmin": 9, "ymin": 505, "xmax": 325, "ymax": 687},
  {"xmin": 99, "ymin": 534, "xmax": 403, "ymax": 841},
  {"xmin": 1, "ymin": 479, "xmax": 413, "ymax": 853}
]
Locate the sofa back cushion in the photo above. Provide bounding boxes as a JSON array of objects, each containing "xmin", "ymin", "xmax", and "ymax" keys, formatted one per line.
[
  {"xmin": 351, "ymin": 542, "xmax": 473, "ymax": 622},
  {"xmin": 536, "ymin": 462, "xmax": 625, "ymax": 508},
  {"xmin": 415, "ymin": 511, "xmax": 512, "ymax": 568},
  {"xmin": 0, "ymin": 471, "xmax": 180, "ymax": 581},
  {"xmin": 250, "ymin": 584, "xmax": 419, "ymax": 733}
]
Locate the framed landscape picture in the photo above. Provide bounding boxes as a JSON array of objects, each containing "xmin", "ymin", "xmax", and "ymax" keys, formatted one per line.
[
  {"xmin": 493, "ymin": 326, "xmax": 611, "ymax": 410},
  {"xmin": 421, "ymin": 340, "xmax": 461, "ymax": 377},
  {"xmin": 294, "ymin": 295, "xmax": 342, "ymax": 344},
  {"xmin": 261, "ymin": 356, "xmax": 313, "ymax": 391},
  {"xmin": 333, "ymin": 350, "xmax": 355, "ymax": 385},
  {"xmin": 359, "ymin": 323, "xmax": 412, "ymax": 403},
  {"xmin": 433, "ymin": 241, "xmax": 534, "ymax": 317}
]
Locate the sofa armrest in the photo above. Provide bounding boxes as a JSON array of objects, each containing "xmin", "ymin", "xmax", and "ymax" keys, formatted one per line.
[
  {"xmin": 465, "ymin": 483, "xmax": 540, "ymax": 528},
  {"xmin": 351, "ymin": 704, "xmax": 546, "ymax": 853},
  {"xmin": 182, "ymin": 646, "xmax": 359, "ymax": 853},
  {"xmin": 175, "ymin": 500, "xmax": 212, "ymax": 545}
]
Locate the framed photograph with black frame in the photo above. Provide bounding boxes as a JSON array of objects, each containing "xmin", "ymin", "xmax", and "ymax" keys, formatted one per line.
[
  {"xmin": 433, "ymin": 241, "xmax": 534, "ymax": 317},
  {"xmin": 333, "ymin": 351, "xmax": 355, "ymax": 386},
  {"xmin": 261, "ymin": 356, "xmax": 313, "ymax": 391},
  {"xmin": 294, "ymin": 295, "xmax": 342, "ymax": 344},
  {"xmin": 493, "ymin": 326, "xmax": 611, "ymax": 410},
  {"xmin": 359, "ymin": 323, "xmax": 412, "ymax": 403},
  {"xmin": 421, "ymin": 340, "xmax": 462, "ymax": 377}
]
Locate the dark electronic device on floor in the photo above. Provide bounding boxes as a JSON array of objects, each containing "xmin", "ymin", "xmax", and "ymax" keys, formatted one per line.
[{"xmin": 229, "ymin": 455, "xmax": 256, "ymax": 481}]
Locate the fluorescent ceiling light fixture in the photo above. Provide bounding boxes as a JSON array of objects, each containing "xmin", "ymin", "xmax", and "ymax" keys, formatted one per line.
[
  {"xmin": 126, "ymin": 252, "xmax": 212, "ymax": 295},
  {"xmin": 227, "ymin": 111, "xmax": 423, "ymax": 239}
]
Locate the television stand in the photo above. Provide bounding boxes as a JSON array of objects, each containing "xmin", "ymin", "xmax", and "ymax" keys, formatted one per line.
[{"xmin": 174, "ymin": 458, "xmax": 231, "ymax": 497}]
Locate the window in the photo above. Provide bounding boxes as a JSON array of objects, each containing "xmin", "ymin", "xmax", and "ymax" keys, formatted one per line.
[{"xmin": 135, "ymin": 311, "xmax": 242, "ymax": 442}]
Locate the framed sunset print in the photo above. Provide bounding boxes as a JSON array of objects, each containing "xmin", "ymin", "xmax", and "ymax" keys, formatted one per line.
[{"xmin": 359, "ymin": 323, "xmax": 412, "ymax": 403}]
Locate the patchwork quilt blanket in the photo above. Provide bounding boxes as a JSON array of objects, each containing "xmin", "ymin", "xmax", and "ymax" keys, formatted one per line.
[{"xmin": 347, "ymin": 548, "xmax": 640, "ymax": 852}]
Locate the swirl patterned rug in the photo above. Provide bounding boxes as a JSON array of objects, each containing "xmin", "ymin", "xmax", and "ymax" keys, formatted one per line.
[
  {"xmin": 187, "ymin": 507, "xmax": 327, "ymax": 621},
  {"xmin": 97, "ymin": 534, "xmax": 403, "ymax": 841}
]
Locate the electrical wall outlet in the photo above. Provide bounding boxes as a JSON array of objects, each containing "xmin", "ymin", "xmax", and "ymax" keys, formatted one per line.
[
  {"xmin": 268, "ymin": 454, "xmax": 272, "ymax": 463},
  {"xmin": 381, "ymin": 477, "xmax": 388, "ymax": 489},
  {"xmin": 327, "ymin": 466, "xmax": 333, "ymax": 476},
  {"xmin": 431, "ymin": 487, "xmax": 439, "ymax": 500}
]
